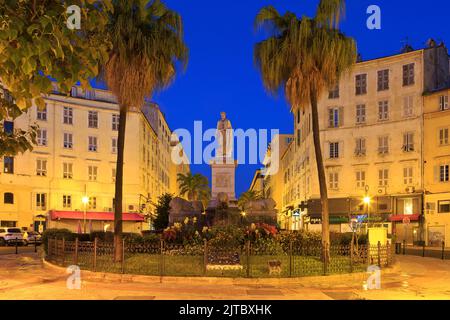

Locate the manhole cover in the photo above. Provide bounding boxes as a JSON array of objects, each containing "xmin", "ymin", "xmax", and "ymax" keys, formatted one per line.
[{"xmin": 322, "ymin": 291, "xmax": 360, "ymax": 300}]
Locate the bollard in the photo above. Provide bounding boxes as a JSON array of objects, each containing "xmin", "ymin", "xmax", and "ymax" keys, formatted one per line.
[
  {"xmin": 442, "ymin": 241, "xmax": 445, "ymax": 260},
  {"xmin": 422, "ymin": 242, "xmax": 426, "ymax": 258},
  {"xmin": 15, "ymin": 237, "xmax": 18, "ymax": 254},
  {"xmin": 121, "ymin": 238, "xmax": 125, "ymax": 274},
  {"xmin": 402, "ymin": 240, "xmax": 406, "ymax": 255},
  {"xmin": 160, "ymin": 239, "xmax": 164, "ymax": 279},
  {"xmin": 34, "ymin": 238, "xmax": 37, "ymax": 253}
]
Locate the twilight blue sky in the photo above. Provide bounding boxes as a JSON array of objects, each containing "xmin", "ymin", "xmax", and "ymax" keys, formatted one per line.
[{"xmin": 100, "ymin": 0, "xmax": 450, "ymax": 197}]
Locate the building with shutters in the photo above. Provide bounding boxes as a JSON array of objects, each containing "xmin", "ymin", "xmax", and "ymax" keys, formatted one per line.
[{"xmin": 0, "ymin": 85, "xmax": 189, "ymax": 233}]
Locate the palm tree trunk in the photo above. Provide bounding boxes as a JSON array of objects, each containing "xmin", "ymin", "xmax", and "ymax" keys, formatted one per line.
[
  {"xmin": 114, "ymin": 108, "xmax": 127, "ymax": 262},
  {"xmin": 310, "ymin": 89, "xmax": 330, "ymax": 265}
]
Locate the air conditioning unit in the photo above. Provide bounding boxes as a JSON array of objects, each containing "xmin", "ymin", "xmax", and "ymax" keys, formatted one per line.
[
  {"xmin": 104, "ymin": 207, "xmax": 113, "ymax": 212},
  {"xmin": 378, "ymin": 203, "xmax": 389, "ymax": 211},
  {"xmin": 405, "ymin": 186, "xmax": 415, "ymax": 194},
  {"xmin": 128, "ymin": 205, "xmax": 137, "ymax": 212},
  {"xmin": 425, "ymin": 209, "xmax": 435, "ymax": 215}
]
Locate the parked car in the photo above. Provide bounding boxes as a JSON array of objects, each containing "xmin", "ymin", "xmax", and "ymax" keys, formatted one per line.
[
  {"xmin": 0, "ymin": 227, "xmax": 24, "ymax": 246},
  {"xmin": 23, "ymin": 231, "xmax": 42, "ymax": 246}
]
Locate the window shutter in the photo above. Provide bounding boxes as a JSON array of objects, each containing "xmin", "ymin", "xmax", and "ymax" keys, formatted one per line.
[
  {"xmin": 339, "ymin": 107, "xmax": 344, "ymax": 127},
  {"xmin": 434, "ymin": 165, "xmax": 440, "ymax": 183}
]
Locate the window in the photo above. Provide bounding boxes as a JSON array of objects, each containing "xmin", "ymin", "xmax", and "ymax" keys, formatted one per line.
[
  {"xmin": 88, "ymin": 197, "xmax": 97, "ymax": 210},
  {"xmin": 112, "ymin": 114, "xmax": 120, "ymax": 131},
  {"xmin": 37, "ymin": 105, "xmax": 47, "ymax": 121},
  {"xmin": 4, "ymin": 192, "xmax": 14, "ymax": 204},
  {"xmin": 403, "ymin": 132, "xmax": 414, "ymax": 152},
  {"xmin": 328, "ymin": 107, "xmax": 342, "ymax": 128},
  {"xmin": 63, "ymin": 107, "xmax": 73, "ymax": 125},
  {"xmin": 3, "ymin": 157, "xmax": 14, "ymax": 174},
  {"xmin": 36, "ymin": 193, "xmax": 46, "ymax": 210},
  {"xmin": 63, "ymin": 133, "xmax": 73, "ymax": 149},
  {"xmin": 439, "ymin": 128, "xmax": 449, "ymax": 146},
  {"xmin": 356, "ymin": 170, "xmax": 366, "ymax": 188},
  {"xmin": 440, "ymin": 95, "xmax": 449, "ymax": 111},
  {"xmin": 378, "ymin": 100, "xmax": 389, "ymax": 121},
  {"xmin": 378, "ymin": 169, "xmax": 389, "ymax": 186},
  {"xmin": 403, "ymin": 167, "xmax": 413, "ymax": 185},
  {"xmin": 63, "ymin": 162, "xmax": 73, "ymax": 179},
  {"xmin": 378, "ymin": 136, "xmax": 389, "ymax": 154},
  {"xmin": 112, "ymin": 168, "xmax": 116, "ymax": 182},
  {"xmin": 356, "ymin": 104, "xmax": 366, "ymax": 124},
  {"xmin": 88, "ymin": 166, "xmax": 98, "ymax": 181},
  {"xmin": 328, "ymin": 172, "xmax": 339, "ymax": 190},
  {"xmin": 88, "ymin": 136, "xmax": 97, "ymax": 152},
  {"xmin": 88, "ymin": 111, "xmax": 98, "ymax": 128},
  {"xmin": 377, "ymin": 69, "xmax": 389, "ymax": 91},
  {"xmin": 112, "ymin": 137, "xmax": 118, "ymax": 154},
  {"xmin": 438, "ymin": 200, "xmax": 450, "ymax": 213},
  {"xmin": 355, "ymin": 74, "xmax": 367, "ymax": 95},
  {"xmin": 328, "ymin": 85, "xmax": 339, "ymax": 99},
  {"xmin": 440, "ymin": 165, "xmax": 449, "ymax": 182},
  {"xmin": 4, "ymin": 121, "xmax": 14, "ymax": 135},
  {"xmin": 403, "ymin": 63, "xmax": 415, "ymax": 86},
  {"xmin": 355, "ymin": 138, "xmax": 366, "ymax": 156},
  {"xmin": 37, "ymin": 129, "xmax": 47, "ymax": 146},
  {"xmin": 63, "ymin": 195, "xmax": 72, "ymax": 208},
  {"xmin": 36, "ymin": 159, "xmax": 47, "ymax": 176},
  {"xmin": 403, "ymin": 96, "xmax": 414, "ymax": 117},
  {"xmin": 329, "ymin": 142, "xmax": 340, "ymax": 159}
]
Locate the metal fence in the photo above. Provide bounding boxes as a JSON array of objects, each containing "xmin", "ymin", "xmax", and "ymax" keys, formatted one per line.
[
  {"xmin": 396, "ymin": 241, "xmax": 450, "ymax": 260},
  {"xmin": 47, "ymin": 238, "xmax": 392, "ymax": 278}
]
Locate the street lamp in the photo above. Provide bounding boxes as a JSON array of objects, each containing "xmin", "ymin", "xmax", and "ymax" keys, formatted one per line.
[{"xmin": 82, "ymin": 196, "xmax": 89, "ymax": 233}]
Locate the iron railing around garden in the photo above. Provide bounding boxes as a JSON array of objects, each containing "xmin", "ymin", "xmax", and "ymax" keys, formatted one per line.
[{"xmin": 46, "ymin": 238, "xmax": 392, "ymax": 278}]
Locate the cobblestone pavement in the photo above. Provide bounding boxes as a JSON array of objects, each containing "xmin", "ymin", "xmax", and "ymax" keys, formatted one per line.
[{"xmin": 0, "ymin": 253, "xmax": 449, "ymax": 300}]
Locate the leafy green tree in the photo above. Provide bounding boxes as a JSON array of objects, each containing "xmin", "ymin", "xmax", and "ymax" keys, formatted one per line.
[
  {"xmin": 254, "ymin": 0, "xmax": 356, "ymax": 263},
  {"xmin": 238, "ymin": 190, "xmax": 263, "ymax": 212},
  {"xmin": 177, "ymin": 172, "xmax": 210, "ymax": 202},
  {"xmin": 0, "ymin": 0, "xmax": 111, "ymax": 155},
  {"xmin": 103, "ymin": 0, "xmax": 188, "ymax": 261},
  {"xmin": 153, "ymin": 193, "xmax": 173, "ymax": 230}
]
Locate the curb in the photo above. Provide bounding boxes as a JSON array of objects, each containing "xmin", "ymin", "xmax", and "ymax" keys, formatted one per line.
[{"xmin": 43, "ymin": 258, "xmax": 400, "ymax": 286}]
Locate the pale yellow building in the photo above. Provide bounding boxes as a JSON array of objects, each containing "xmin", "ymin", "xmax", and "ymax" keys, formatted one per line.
[
  {"xmin": 261, "ymin": 134, "xmax": 293, "ymax": 228},
  {"xmin": 424, "ymin": 88, "xmax": 450, "ymax": 246},
  {"xmin": 0, "ymin": 85, "xmax": 188, "ymax": 233},
  {"xmin": 282, "ymin": 43, "xmax": 450, "ymax": 242}
]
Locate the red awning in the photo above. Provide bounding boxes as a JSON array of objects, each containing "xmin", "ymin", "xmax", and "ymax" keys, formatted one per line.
[
  {"xmin": 389, "ymin": 214, "xmax": 420, "ymax": 222},
  {"xmin": 50, "ymin": 210, "xmax": 144, "ymax": 222}
]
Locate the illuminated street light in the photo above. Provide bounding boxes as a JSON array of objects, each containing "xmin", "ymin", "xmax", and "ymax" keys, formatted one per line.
[{"xmin": 363, "ymin": 196, "xmax": 371, "ymax": 205}]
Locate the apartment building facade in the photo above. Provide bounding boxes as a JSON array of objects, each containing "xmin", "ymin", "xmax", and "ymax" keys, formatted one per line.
[
  {"xmin": 0, "ymin": 86, "xmax": 188, "ymax": 233},
  {"xmin": 280, "ymin": 43, "xmax": 450, "ymax": 243},
  {"xmin": 424, "ymin": 88, "xmax": 450, "ymax": 246}
]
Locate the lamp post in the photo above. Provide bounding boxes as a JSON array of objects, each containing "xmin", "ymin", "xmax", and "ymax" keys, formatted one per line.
[
  {"xmin": 363, "ymin": 194, "xmax": 371, "ymax": 234},
  {"xmin": 82, "ymin": 196, "xmax": 89, "ymax": 234}
]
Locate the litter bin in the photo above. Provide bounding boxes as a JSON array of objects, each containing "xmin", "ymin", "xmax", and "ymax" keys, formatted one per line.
[{"xmin": 395, "ymin": 242, "xmax": 402, "ymax": 254}]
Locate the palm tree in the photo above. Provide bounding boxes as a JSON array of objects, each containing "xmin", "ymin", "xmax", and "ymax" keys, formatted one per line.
[
  {"xmin": 238, "ymin": 190, "xmax": 263, "ymax": 212},
  {"xmin": 104, "ymin": 0, "xmax": 188, "ymax": 261},
  {"xmin": 254, "ymin": 0, "xmax": 356, "ymax": 263},
  {"xmin": 177, "ymin": 172, "xmax": 210, "ymax": 202}
]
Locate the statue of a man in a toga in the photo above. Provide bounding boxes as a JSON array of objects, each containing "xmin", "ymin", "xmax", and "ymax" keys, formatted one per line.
[{"xmin": 216, "ymin": 112, "xmax": 233, "ymax": 160}]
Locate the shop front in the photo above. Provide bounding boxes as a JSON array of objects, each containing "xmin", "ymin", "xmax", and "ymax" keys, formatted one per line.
[
  {"xmin": 48, "ymin": 210, "xmax": 145, "ymax": 233},
  {"xmin": 390, "ymin": 195, "xmax": 423, "ymax": 245}
]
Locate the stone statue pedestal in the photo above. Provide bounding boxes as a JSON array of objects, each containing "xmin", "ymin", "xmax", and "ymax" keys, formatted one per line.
[{"xmin": 210, "ymin": 157, "xmax": 238, "ymax": 201}]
